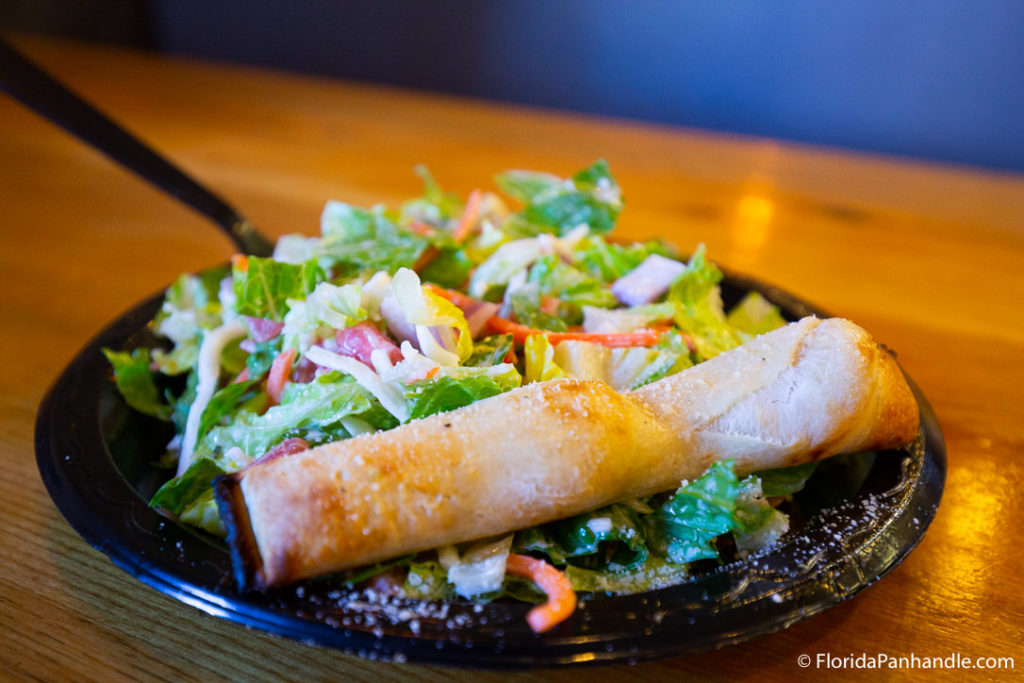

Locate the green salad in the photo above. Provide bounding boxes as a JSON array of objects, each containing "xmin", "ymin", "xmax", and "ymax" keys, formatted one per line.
[{"xmin": 105, "ymin": 160, "xmax": 822, "ymax": 616}]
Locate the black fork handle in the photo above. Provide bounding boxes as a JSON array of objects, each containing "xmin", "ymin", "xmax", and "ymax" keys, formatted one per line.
[{"xmin": 0, "ymin": 36, "xmax": 273, "ymax": 256}]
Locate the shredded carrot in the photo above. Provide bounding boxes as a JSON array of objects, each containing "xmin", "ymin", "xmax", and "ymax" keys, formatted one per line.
[
  {"xmin": 487, "ymin": 316, "xmax": 669, "ymax": 348},
  {"xmin": 231, "ymin": 367, "xmax": 250, "ymax": 384},
  {"xmin": 452, "ymin": 189, "xmax": 482, "ymax": 242},
  {"xmin": 231, "ymin": 254, "xmax": 248, "ymax": 273},
  {"xmin": 407, "ymin": 220, "xmax": 436, "ymax": 237},
  {"xmin": 426, "ymin": 284, "xmax": 675, "ymax": 348},
  {"xmin": 266, "ymin": 347, "xmax": 296, "ymax": 405},
  {"xmin": 504, "ymin": 554, "xmax": 577, "ymax": 633},
  {"xmin": 413, "ymin": 245, "xmax": 440, "ymax": 272}
]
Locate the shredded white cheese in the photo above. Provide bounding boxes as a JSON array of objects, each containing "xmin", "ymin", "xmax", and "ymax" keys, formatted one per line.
[
  {"xmin": 306, "ymin": 345, "xmax": 411, "ymax": 422},
  {"xmin": 176, "ymin": 320, "xmax": 247, "ymax": 476}
]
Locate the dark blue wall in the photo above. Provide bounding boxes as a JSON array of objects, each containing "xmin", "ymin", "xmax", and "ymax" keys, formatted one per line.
[{"xmin": 152, "ymin": 1, "xmax": 1024, "ymax": 173}]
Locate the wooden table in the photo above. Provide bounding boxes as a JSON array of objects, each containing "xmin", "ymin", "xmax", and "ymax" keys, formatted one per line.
[{"xmin": 2, "ymin": 37, "xmax": 1022, "ymax": 681}]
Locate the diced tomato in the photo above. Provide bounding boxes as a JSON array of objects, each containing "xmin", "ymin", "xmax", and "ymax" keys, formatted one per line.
[
  {"xmin": 336, "ymin": 322, "xmax": 404, "ymax": 368},
  {"xmin": 246, "ymin": 316, "xmax": 285, "ymax": 343}
]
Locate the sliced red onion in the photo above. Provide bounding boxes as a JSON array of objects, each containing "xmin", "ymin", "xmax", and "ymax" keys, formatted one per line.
[
  {"xmin": 378, "ymin": 292, "xmax": 418, "ymax": 346},
  {"xmin": 611, "ymin": 254, "xmax": 687, "ymax": 306}
]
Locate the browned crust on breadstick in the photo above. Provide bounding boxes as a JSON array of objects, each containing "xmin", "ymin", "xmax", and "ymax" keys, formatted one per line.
[{"xmin": 215, "ymin": 316, "xmax": 919, "ymax": 590}]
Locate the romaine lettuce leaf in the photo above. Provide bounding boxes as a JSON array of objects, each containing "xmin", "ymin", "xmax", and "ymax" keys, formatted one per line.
[
  {"xmin": 466, "ymin": 334, "xmax": 514, "ymax": 367},
  {"xmin": 417, "ymin": 246, "xmax": 473, "ymax": 289},
  {"xmin": 404, "ymin": 375, "xmax": 508, "ymax": 421},
  {"xmin": 101, "ymin": 348, "xmax": 172, "ymax": 420},
  {"xmin": 403, "ymin": 560, "xmax": 454, "ymax": 600},
  {"xmin": 516, "ymin": 503, "xmax": 649, "ymax": 571},
  {"xmin": 666, "ymin": 245, "xmax": 743, "ymax": 360},
  {"xmin": 519, "ymin": 160, "xmax": 623, "ymax": 235},
  {"xmin": 733, "ymin": 476, "xmax": 790, "ymax": 555},
  {"xmin": 151, "ymin": 270, "xmax": 227, "ymax": 375},
  {"xmin": 608, "ymin": 345, "xmax": 692, "ymax": 390},
  {"xmin": 574, "ymin": 235, "xmax": 678, "ymax": 283},
  {"xmin": 726, "ymin": 290, "xmax": 788, "ymax": 337},
  {"xmin": 401, "ymin": 165, "xmax": 463, "ymax": 224},
  {"xmin": 280, "ymin": 281, "xmax": 366, "ymax": 352},
  {"xmin": 562, "ymin": 555, "xmax": 692, "ymax": 594},
  {"xmin": 194, "ymin": 373, "xmax": 397, "ymax": 460},
  {"xmin": 757, "ymin": 461, "xmax": 820, "ymax": 497},
  {"xmin": 494, "ymin": 169, "xmax": 562, "ymax": 204},
  {"xmin": 149, "ymin": 457, "xmax": 226, "ymax": 535},
  {"xmin": 644, "ymin": 461, "xmax": 742, "ymax": 563},
  {"xmin": 196, "ymin": 377, "xmax": 265, "ymax": 446},
  {"xmin": 320, "ymin": 201, "xmax": 430, "ymax": 273},
  {"xmin": 232, "ymin": 256, "xmax": 325, "ymax": 322},
  {"xmin": 508, "ymin": 283, "xmax": 569, "ymax": 332},
  {"xmin": 528, "ymin": 254, "xmax": 618, "ymax": 309}
]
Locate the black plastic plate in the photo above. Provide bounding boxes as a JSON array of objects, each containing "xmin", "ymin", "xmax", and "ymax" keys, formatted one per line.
[{"xmin": 35, "ymin": 272, "xmax": 945, "ymax": 667}]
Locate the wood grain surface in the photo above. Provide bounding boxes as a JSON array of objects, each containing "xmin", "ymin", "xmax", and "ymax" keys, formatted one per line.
[{"xmin": 2, "ymin": 37, "xmax": 1022, "ymax": 681}]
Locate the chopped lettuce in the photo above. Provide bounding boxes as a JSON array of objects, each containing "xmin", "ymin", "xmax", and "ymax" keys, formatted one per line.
[
  {"xmin": 549, "ymin": 340, "xmax": 691, "ymax": 390},
  {"xmin": 196, "ymin": 378, "xmax": 265, "ymax": 446},
  {"xmin": 514, "ymin": 462, "xmax": 790, "ymax": 593},
  {"xmin": 666, "ymin": 245, "xmax": 743, "ymax": 360},
  {"xmin": 508, "ymin": 283, "xmax": 569, "ymax": 331},
  {"xmin": 466, "ymin": 334, "xmax": 514, "ymax": 367},
  {"xmin": 320, "ymin": 201, "xmax": 430, "ymax": 273},
  {"xmin": 574, "ymin": 235, "xmax": 678, "ymax": 283},
  {"xmin": 528, "ymin": 254, "xmax": 618, "ymax": 311},
  {"xmin": 149, "ymin": 457, "xmax": 227, "ymax": 535},
  {"xmin": 404, "ymin": 375, "xmax": 508, "ymax": 421},
  {"xmin": 494, "ymin": 169, "xmax": 562, "ymax": 204},
  {"xmin": 102, "ymin": 348, "xmax": 172, "ymax": 420},
  {"xmin": 733, "ymin": 476, "xmax": 790, "ymax": 555},
  {"xmin": 281, "ymin": 281, "xmax": 366, "ymax": 352},
  {"xmin": 401, "ymin": 165, "xmax": 463, "ymax": 224},
  {"xmin": 645, "ymin": 461, "xmax": 744, "ymax": 563},
  {"xmin": 757, "ymin": 461, "xmax": 820, "ymax": 497},
  {"xmin": 608, "ymin": 344, "xmax": 692, "ymax": 390},
  {"xmin": 232, "ymin": 256, "xmax": 325, "ymax": 322},
  {"xmin": 516, "ymin": 503, "xmax": 648, "ymax": 570},
  {"xmin": 194, "ymin": 373, "xmax": 397, "ymax": 461},
  {"xmin": 516, "ymin": 160, "xmax": 623, "ymax": 236},
  {"xmin": 403, "ymin": 560, "xmax": 453, "ymax": 600},
  {"xmin": 726, "ymin": 290, "xmax": 788, "ymax": 337},
  {"xmin": 418, "ymin": 246, "xmax": 473, "ymax": 289},
  {"xmin": 151, "ymin": 270, "xmax": 227, "ymax": 375}
]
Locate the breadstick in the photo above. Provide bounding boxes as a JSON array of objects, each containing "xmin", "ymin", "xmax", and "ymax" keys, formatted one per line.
[{"xmin": 216, "ymin": 316, "xmax": 918, "ymax": 590}]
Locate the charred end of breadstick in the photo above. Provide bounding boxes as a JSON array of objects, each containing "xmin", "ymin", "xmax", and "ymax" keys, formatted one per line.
[{"xmin": 214, "ymin": 472, "xmax": 267, "ymax": 592}]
